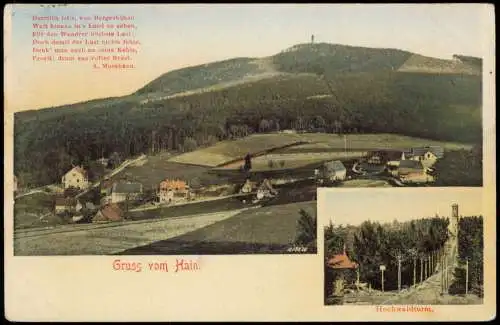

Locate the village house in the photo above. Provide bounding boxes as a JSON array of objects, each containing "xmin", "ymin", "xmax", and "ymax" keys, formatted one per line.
[
  {"xmin": 255, "ymin": 179, "xmax": 277, "ymax": 200},
  {"xmin": 326, "ymin": 245, "xmax": 359, "ymax": 297},
  {"xmin": 318, "ymin": 160, "xmax": 347, "ymax": 183},
  {"xmin": 397, "ymin": 160, "xmax": 433, "ymax": 183},
  {"xmin": 403, "ymin": 146, "xmax": 444, "ymax": 163},
  {"xmin": 110, "ymin": 181, "xmax": 143, "ymax": 203},
  {"xmin": 239, "ymin": 178, "xmax": 255, "ymax": 194},
  {"xmin": 54, "ymin": 196, "xmax": 77, "ymax": 214},
  {"xmin": 367, "ymin": 150, "xmax": 405, "ymax": 165},
  {"xmin": 61, "ymin": 166, "xmax": 90, "ymax": 190},
  {"xmin": 158, "ymin": 179, "xmax": 189, "ymax": 204},
  {"xmin": 93, "ymin": 203, "xmax": 124, "ymax": 222},
  {"xmin": 72, "ymin": 201, "xmax": 98, "ymax": 223}
]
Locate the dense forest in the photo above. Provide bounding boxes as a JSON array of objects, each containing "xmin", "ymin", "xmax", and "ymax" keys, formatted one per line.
[
  {"xmin": 451, "ymin": 216, "xmax": 483, "ymax": 296},
  {"xmin": 324, "ymin": 217, "xmax": 449, "ymax": 296},
  {"xmin": 430, "ymin": 145, "xmax": 483, "ymax": 186},
  {"xmin": 14, "ymin": 43, "xmax": 482, "ymax": 187}
]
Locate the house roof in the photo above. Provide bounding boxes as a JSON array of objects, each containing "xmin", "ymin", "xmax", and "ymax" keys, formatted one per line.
[
  {"xmin": 113, "ymin": 182, "xmax": 143, "ymax": 194},
  {"xmin": 405, "ymin": 146, "xmax": 444, "ymax": 158},
  {"xmin": 85, "ymin": 202, "xmax": 96, "ymax": 210},
  {"xmin": 67, "ymin": 166, "xmax": 88, "ymax": 178},
  {"xmin": 97, "ymin": 203, "xmax": 123, "ymax": 221},
  {"xmin": 327, "ymin": 252, "xmax": 358, "ymax": 269},
  {"xmin": 427, "ymin": 146, "xmax": 444, "ymax": 158},
  {"xmin": 258, "ymin": 179, "xmax": 276, "ymax": 192},
  {"xmin": 399, "ymin": 160, "xmax": 424, "ymax": 170},
  {"xmin": 324, "ymin": 160, "xmax": 346, "ymax": 172},
  {"xmin": 160, "ymin": 179, "xmax": 188, "ymax": 190},
  {"xmin": 369, "ymin": 150, "xmax": 403, "ymax": 162}
]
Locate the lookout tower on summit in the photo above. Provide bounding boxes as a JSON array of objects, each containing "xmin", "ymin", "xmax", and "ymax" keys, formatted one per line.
[
  {"xmin": 448, "ymin": 203, "xmax": 460, "ymax": 239},
  {"xmin": 311, "ymin": 34, "xmax": 315, "ymax": 44}
]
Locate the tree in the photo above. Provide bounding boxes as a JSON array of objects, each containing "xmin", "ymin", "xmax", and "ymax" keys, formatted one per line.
[
  {"xmin": 267, "ymin": 160, "xmax": 275, "ymax": 169},
  {"xmin": 108, "ymin": 152, "xmax": 122, "ymax": 169},
  {"xmin": 183, "ymin": 137, "xmax": 198, "ymax": 152},
  {"xmin": 259, "ymin": 119, "xmax": 270, "ymax": 132},
  {"xmin": 243, "ymin": 153, "xmax": 252, "ymax": 172},
  {"xmin": 314, "ymin": 115, "xmax": 327, "ymax": 129},
  {"xmin": 295, "ymin": 209, "xmax": 317, "ymax": 248},
  {"xmin": 279, "ymin": 160, "xmax": 285, "ymax": 168},
  {"xmin": 430, "ymin": 147, "xmax": 482, "ymax": 186}
]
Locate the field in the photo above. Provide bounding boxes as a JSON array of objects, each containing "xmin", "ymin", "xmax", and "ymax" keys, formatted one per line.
[
  {"xmin": 14, "ymin": 209, "xmax": 246, "ymax": 255},
  {"xmin": 13, "ymin": 192, "xmax": 63, "ymax": 230},
  {"xmin": 275, "ymin": 133, "xmax": 473, "ymax": 153},
  {"xmin": 169, "ymin": 133, "xmax": 473, "ymax": 169},
  {"xmin": 168, "ymin": 133, "xmax": 306, "ymax": 167},
  {"xmin": 119, "ymin": 200, "xmax": 317, "ymax": 255},
  {"xmin": 109, "ymin": 152, "xmax": 227, "ymax": 189}
]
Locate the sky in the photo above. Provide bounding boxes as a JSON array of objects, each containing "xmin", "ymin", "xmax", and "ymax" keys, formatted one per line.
[
  {"xmin": 318, "ymin": 187, "xmax": 483, "ymax": 227},
  {"xmin": 4, "ymin": 3, "xmax": 492, "ymax": 112}
]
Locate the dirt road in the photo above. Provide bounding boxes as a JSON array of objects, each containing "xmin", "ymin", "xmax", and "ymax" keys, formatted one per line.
[
  {"xmin": 14, "ymin": 208, "xmax": 247, "ymax": 256},
  {"xmin": 341, "ymin": 238, "xmax": 482, "ymax": 305}
]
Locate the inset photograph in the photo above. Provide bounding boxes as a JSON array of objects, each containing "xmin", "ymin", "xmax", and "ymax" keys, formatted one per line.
[{"xmin": 321, "ymin": 188, "xmax": 483, "ymax": 305}]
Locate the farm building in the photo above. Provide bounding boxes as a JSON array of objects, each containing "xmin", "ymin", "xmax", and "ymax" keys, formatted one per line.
[
  {"xmin": 54, "ymin": 196, "xmax": 77, "ymax": 214},
  {"xmin": 403, "ymin": 146, "xmax": 444, "ymax": 162},
  {"xmin": 319, "ymin": 160, "xmax": 347, "ymax": 182},
  {"xmin": 398, "ymin": 160, "xmax": 433, "ymax": 183},
  {"xmin": 75, "ymin": 200, "xmax": 97, "ymax": 213},
  {"xmin": 367, "ymin": 150, "xmax": 405, "ymax": 165},
  {"xmin": 61, "ymin": 166, "xmax": 90, "ymax": 190},
  {"xmin": 110, "ymin": 181, "xmax": 143, "ymax": 203},
  {"xmin": 256, "ymin": 179, "xmax": 277, "ymax": 200},
  {"xmin": 158, "ymin": 179, "xmax": 190, "ymax": 204},
  {"xmin": 326, "ymin": 246, "xmax": 359, "ymax": 296},
  {"xmin": 239, "ymin": 178, "xmax": 255, "ymax": 194},
  {"xmin": 93, "ymin": 203, "xmax": 124, "ymax": 222},
  {"xmin": 72, "ymin": 202, "xmax": 98, "ymax": 223}
]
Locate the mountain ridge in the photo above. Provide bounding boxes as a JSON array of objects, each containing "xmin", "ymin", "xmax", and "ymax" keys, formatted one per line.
[{"xmin": 16, "ymin": 42, "xmax": 482, "ymax": 114}]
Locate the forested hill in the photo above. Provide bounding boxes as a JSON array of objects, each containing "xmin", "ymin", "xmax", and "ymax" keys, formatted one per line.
[
  {"xmin": 135, "ymin": 43, "xmax": 481, "ymax": 96},
  {"xmin": 14, "ymin": 43, "xmax": 482, "ymax": 187}
]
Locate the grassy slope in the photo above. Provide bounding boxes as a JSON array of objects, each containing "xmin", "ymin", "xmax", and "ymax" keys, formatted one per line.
[
  {"xmin": 119, "ymin": 200, "xmax": 316, "ymax": 254},
  {"xmin": 108, "ymin": 152, "xmax": 225, "ymax": 189},
  {"xmin": 14, "ymin": 192, "xmax": 63, "ymax": 230},
  {"xmin": 135, "ymin": 57, "xmax": 266, "ymax": 96},
  {"xmin": 169, "ymin": 133, "xmax": 473, "ymax": 168},
  {"xmin": 168, "ymin": 133, "xmax": 305, "ymax": 166}
]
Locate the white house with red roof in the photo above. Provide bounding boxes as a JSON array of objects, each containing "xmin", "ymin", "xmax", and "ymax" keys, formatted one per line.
[{"xmin": 61, "ymin": 166, "xmax": 90, "ymax": 190}]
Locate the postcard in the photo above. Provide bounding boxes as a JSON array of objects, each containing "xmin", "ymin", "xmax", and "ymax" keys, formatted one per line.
[{"xmin": 4, "ymin": 3, "xmax": 495, "ymax": 321}]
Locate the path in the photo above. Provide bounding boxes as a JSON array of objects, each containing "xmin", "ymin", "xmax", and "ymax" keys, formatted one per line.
[
  {"xmin": 14, "ymin": 187, "xmax": 48, "ymax": 200},
  {"xmin": 342, "ymin": 237, "xmax": 481, "ymax": 305},
  {"xmin": 14, "ymin": 154, "xmax": 147, "ymax": 201},
  {"xmin": 75, "ymin": 154, "xmax": 147, "ymax": 198}
]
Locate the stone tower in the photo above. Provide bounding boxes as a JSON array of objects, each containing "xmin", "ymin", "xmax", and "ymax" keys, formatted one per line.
[
  {"xmin": 449, "ymin": 203, "xmax": 459, "ymax": 238},
  {"xmin": 311, "ymin": 34, "xmax": 315, "ymax": 44}
]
